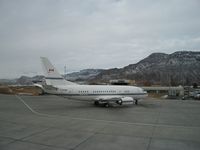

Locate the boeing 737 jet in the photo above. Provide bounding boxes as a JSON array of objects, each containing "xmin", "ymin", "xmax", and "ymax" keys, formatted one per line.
[{"xmin": 37, "ymin": 57, "xmax": 148, "ymax": 107}]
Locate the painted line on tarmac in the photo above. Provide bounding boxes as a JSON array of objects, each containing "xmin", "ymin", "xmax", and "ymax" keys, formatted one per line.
[
  {"xmin": 15, "ymin": 95, "xmax": 199, "ymax": 129},
  {"xmin": 15, "ymin": 95, "xmax": 58, "ymax": 118},
  {"xmin": 15, "ymin": 95, "xmax": 42, "ymax": 116}
]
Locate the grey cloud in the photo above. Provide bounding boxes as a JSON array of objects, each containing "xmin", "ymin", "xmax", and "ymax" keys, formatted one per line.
[{"xmin": 0, "ymin": 0, "xmax": 200, "ymax": 78}]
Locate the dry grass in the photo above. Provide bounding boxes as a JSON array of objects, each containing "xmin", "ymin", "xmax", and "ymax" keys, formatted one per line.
[
  {"xmin": 0, "ymin": 86, "xmax": 13, "ymax": 94},
  {"xmin": 148, "ymin": 93, "xmax": 167, "ymax": 99},
  {"xmin": 0, "ymin": 86, "xmax": 43, "ymax": 96}
]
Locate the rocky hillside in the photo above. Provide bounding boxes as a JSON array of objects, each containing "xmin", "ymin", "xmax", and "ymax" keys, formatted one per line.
[
  {"xmin": 90, "ymin": 51, "xmax": 200, "ymax": 86},
  {"xmin": 17, "ymin": 75, "xmax": 44, "ymax": 85},
  {"xmin": 1, "ymin": 51, "xmax": 199, "ymax": 86},
  {"xmin": 64, "ymin": 69, "xmax": 104, "ymax": 82},
  {"xmin": 0, "ymin": 76, "xmax": 44, "ymax": 85}
]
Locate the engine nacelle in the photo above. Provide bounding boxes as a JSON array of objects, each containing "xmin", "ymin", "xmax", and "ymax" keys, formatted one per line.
[{"xmin": 118, "ymin": 97, "xmax": 134, "ymax": 105}]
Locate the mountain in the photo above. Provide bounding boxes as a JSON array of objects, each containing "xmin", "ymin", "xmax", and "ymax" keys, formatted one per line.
[
  {"xmin": 0, "ymin": 70, "xmax": 103, "ymax": 85},
  {"xmin": 0, "ymin": 79, "xmax": 17, "ymax": 85},
  {"xmin": 90, "ymin": 51, "xmax": 200, "ymax": 86},
  {"xmin": 64, "ymin": 69, "xmax": 104, "ymax": 82},
  {"xmin": 17, "ymin": 75, "xmax": 44, "ymax": 85},
  {"xmin": 1, "ymin": 51, "xmax": 199, "ymax": 86}
]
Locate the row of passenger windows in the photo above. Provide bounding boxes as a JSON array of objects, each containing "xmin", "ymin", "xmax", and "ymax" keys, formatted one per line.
[
  {"xmin": 93, "ymin": 91, "xmax": 116, "ymax": 93},
  {"xmin": 78, "ymin": 91, "xmax": 117, "ymax": 93}
]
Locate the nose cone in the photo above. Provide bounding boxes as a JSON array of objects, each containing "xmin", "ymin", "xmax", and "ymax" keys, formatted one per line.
[
  {"xmin": 143, "ymin": 91, "xmax": 148, "ymax": 96},
  {"xmin": 139, "ymin": 87, "xmax": 148, "ymax": 97}
]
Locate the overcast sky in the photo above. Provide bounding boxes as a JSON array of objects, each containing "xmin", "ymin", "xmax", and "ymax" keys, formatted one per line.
[{"xmin": 0, "ymin": 0, "xmax": 200, "ymax": 78}]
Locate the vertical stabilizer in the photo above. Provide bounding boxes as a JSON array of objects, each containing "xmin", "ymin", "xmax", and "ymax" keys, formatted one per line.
[
  {"xmin": 40, "ymin": 57, "xmax": 76, "ymax": 86},
  {"xmin": 41, "ymin": 57, "xmax": 62, "ymax": 79}
]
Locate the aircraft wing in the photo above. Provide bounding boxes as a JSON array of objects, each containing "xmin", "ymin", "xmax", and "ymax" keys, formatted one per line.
[
  {"xmin": 95, "ymin": 95, "xmax": 122, "ymax": 100},
  {"xmin": 95, "ymin": 95, "xmax": 135, "ymax": 105}
]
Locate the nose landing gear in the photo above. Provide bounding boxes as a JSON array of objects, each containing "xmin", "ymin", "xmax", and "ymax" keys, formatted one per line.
[
  {"xmin": 135, "ymin": 99, "xmax": 138, "ymax": 105},
  {"xmin": 94, "ymin": 101, "xmax": 99, "ymax": 106}
]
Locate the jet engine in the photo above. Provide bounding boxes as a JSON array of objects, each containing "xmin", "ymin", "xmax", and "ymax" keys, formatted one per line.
[{"xmin": 117, "ymin": 97, "xmax": 134, "ymax": 105}]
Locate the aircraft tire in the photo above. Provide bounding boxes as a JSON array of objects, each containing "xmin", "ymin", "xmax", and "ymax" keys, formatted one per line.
[
  {"xmin": 105, "ymin": 103, "xmax": 109, "ymax": 107},
  {"xmin": 135, "ymin": 99, "xmax": 138, "ymax": 105},
  {"xmin": 94, "ymin": 101, "xmax": 99, "ymax": 106}
]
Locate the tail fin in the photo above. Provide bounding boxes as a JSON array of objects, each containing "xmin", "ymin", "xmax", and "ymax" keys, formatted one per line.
[{"xmin": 40, "ymin": 57, "xmax": 76, "ymax": 86}]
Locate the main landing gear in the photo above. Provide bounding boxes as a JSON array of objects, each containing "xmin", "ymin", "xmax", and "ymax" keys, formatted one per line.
[
  {"xmin": 135, "ymin": 99, "xmax": 138, "ymax": 105},
  {"xmin": 94, "ymin": 101, "xmax": 110, "ymax": 107},
  {"xmin": 104, "ymin": 103, "xmax": 110, "ymax": 108},
  {"xmin": 94, "ymin": 101, "xmax": 99, "ymax": 106}
]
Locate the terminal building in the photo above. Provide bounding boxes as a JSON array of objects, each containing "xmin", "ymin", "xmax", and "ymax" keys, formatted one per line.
[
  {"xmin": 142, "ymin": 86, "xmax": 184, "ymax": 98},
  {"xmin": 109, "ymin": 79, "xmax": 184, "ymax": 99}
]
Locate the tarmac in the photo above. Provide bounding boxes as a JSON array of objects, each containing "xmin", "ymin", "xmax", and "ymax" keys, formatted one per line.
[{"xmin": 0, "ymin": 94, "xmax": 200, "ymax": 150}]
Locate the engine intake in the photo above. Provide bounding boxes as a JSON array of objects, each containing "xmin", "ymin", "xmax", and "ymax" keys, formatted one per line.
[{"xmin": 118, "ymin": 97, "xmax": 134, "ymax": 105}]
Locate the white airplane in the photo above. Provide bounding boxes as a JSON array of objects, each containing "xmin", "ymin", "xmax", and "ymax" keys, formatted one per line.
[{"xmin": 37, "ymin": 57, "xmax": 148, "ymax": 107}]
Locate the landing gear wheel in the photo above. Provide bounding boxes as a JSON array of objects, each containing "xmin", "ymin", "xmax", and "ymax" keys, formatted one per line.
[
  {"xmin": 117, "ymin": 100, "xmax": 122, "ymax": 105},
  {"xmin": 94, "ymin": 101, "xmax": 99, "ymax": 106},
  {"xmin": 105, "ymin": 103, "xmax": 109, "ymax": 107},
  {"xmin": 135, "ymin": 99, "xmax": 138, "ymax": 105}
]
